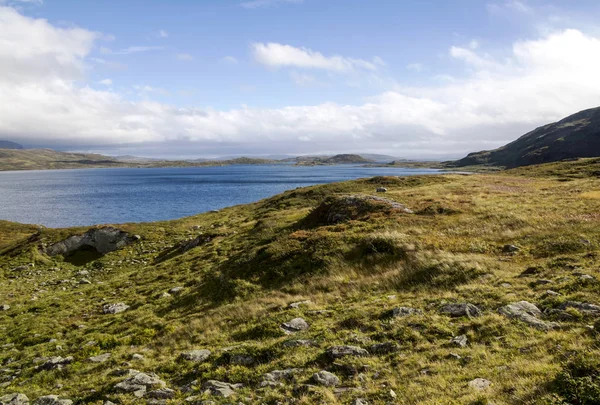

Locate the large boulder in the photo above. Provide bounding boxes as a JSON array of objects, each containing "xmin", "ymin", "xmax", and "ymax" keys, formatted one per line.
[
  {"xmin": 46, "ymin": 227, "xmax": 139, "ymax": 257},
  {"xmin": 37, "ymin": 356, "xmax": 73, "ymax": 371},
  {"xmin": 439, "ymin": 303, "xmax": 481, "ymax": 318},
  {"xmin": 179, "ymin": 350, "xmax": 211, "ymax": 363},
  {"xmin": 312, "ymin": 371, "xmax": 340, "ymax": 387},
  {"xmin": 260, "ymin": 368, "xmax": 300, "ymax": 387},
  {"xmin": 498, "ymin": 301, "xmax": 559, "ymax": 331},
  {"xmin": 280, "ymin": 317, "xmax": 309, "ymax": 333},
  {"xmin": 0, "ymin": 394, "xmax": 29, "ymax": 405},
  {"xmin": 114, "ymin": 372, "xmax": 167, "ymax": 398}
]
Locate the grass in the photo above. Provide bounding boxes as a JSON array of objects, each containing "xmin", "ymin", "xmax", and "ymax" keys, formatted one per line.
[{"xmin": 0, "ymin": 158, "xmax": 600, "ymax": 404}]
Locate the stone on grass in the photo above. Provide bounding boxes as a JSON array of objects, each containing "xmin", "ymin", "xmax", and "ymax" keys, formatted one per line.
[
  {"xmin": 169, "ymin": 287, "xmax": 184, "ymax": 295},
  {"xmin": 370, "ymin": 342, "xmax": 399, "ymax": 354},
  {"xmin": 114, "ymin": 372, "xmax": 166, "ymax": 398},
  {"xmin": 201, "ymin": 380, "xmax": 242, "ymax": 398},
  {"xmin": 326, "ymin": 345, "xmax": 369, "ymax": 360},
  {"xmin": 145, "ymin": 389, "xmax": 175, "ymax": 399},
  {"xmin": 32, "ymin": 396, "xmax": 72, "ymax": 405},
  {"xmin": 389, "ymin": 307, "xmax": 422, "ymax": 317},
  {"xmin": 0, "ymin": 305, "xmax": 10, "ymax": 311},
  {"xmin": 468, "ymin": 378, "xmax": 492, "ymax": 391},
  {"xmin": 260, "ymin": 369, "xmax": 300, "ymax": 387},
  {"xmin": 0, "ymin": 393, "xmax": 29, "ymax": 405},
  {"xmin": 180, "ymin": 350, "xmax": 211, "ymax": 363},
  {"xmin": 282, "ymin": 339, "xmax": 316, "ymax": 348},
  {"xmin": 439, "ymin": 303, "xmax": 481, "ymax": 318},
  {"xmin": 280, "ymin": 317, "xmax": 309, "ymax": 333},
  {"xmin": 37, "ymin": 357, "xmax": 73, "ymax": 371},
  {"xmin": 450, "ymin": 335, "xmax": 468, "ymax": 348},
  {"xmin": 498, "ymin": 301, "xmax": 559, "ymax": 331},
  {"xmin": 312, "ymin": 371, "xmax": 340, "ymax": 387},
  {"xmin": 102, "ymin": 303, "xmax": 129, "ymax": 314},
  {"xmin": 88, "ymin": 353, "xmax": 111, "ymax": 363}
]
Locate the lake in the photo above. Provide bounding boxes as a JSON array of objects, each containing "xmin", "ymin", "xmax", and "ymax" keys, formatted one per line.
[{"xmin": 0, "ymin": 164, "xmax": 440, "ymax": 228}]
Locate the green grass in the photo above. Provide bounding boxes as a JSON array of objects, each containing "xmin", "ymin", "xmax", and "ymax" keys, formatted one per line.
[{"xmin": 1, "ymin": 158, "xmax": 600, "ymax": 404}]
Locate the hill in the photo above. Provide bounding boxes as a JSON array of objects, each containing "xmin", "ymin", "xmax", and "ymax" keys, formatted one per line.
[
  {"xmin": 295, "ymin": 154, "xmax": 373, "ymax": 166},
  {"xmin": 0, "ymin": 149, "xmax": 277, "ymax": 171},
  {"xmin": 0, "ymin": 140, "xmax": 24, "ymax": 149},
  {"xmin": 451, "ymin": 106, "xmax": 600, "ymax": 168},
  {"xmin": 1, "ymin": 159, "xmax": 600, "ymax": 404}
]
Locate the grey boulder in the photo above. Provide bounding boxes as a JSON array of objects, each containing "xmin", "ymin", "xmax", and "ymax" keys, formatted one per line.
[
  {"xmin": 32, "ymin": 396, "xmax": 72, "ymax": 405},
  {"xmin": 201, "ymin": 380, "xmax": 242, "ymax": 398},
  {"xmin": 312, "ymin": 370, "xmax": 340, "ymax": 387},
  {"xmin": 281, "ymin": 317, "xmax": 309, "ymax": 333},
  {"xmin": 0, "ymin": 393, "xmax": 29, "ymax": 405},
  {"xmin": 498, "ymin": 301, "xmax": 559, "ymax": 331},
  {"xmin": 439, "ymin": 303, "xmax": 481, "ymax": 318},
  {"xmin": 326, "ymin": 345, "xmax": 369, "ymax": 360},
  {"xmin": 180, "ymin": 350, "xmax": 211, "ymax": 363},
  {"xmin": 102, "ymin": 303, "xmax": 130, "ymax": 314}
]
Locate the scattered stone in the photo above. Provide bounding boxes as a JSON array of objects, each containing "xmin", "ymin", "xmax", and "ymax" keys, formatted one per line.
[
  {"xmin": 439, "ymin": 303, "xmax": 481, "ymax": 318},
  {"xmin": 282, "ymin": 339, "xmax": 317, "ymax": 348},
  {"xmin": 498, "ymin": 301, "xmax": 559, "ymax": 331},
  {"xmin": 159, "ymin": 292, "xmax": 171, "ymax": 299},
  {"xmin": 0, "ymin": 393, "xmax": 29, "ymax": 405},
  {"xmin": 500, "ymin": 283, "xmax": 512, "ymax": 288},
  {"xmin": 545, "ymin": 290, "xmax": 561, "ymax": 297},
  {"xmin": 502, "ymin": 244, "xmax": 520, "ymax": 253},
  {"xmin": 11, "ymin": 266, "xmax": 28, "ymax": 272},
  {"xmin": 79, "ymin": 279, "xmax": 91, "ymax": 285},
  {"xmin": 32, "ymin": 396, "xmax": 72, "ymax": 405},
  {"xmin": 132, "ymin": 353, "xmax": 145, "ymax": 361},
  {"xmin": 202, "ymin": 380, "xmax": 242, "ymax": 398},
  {"xmin": 37, "ymin": 356, "xmax": 73, "ymax": 371},
  {"xmin": 376, "ymin": 187, "xmax": 387, "ymax": 193},
  {"xmin": 169, "ymin": 287, "xmax": 184, "ymax": 295},
  {"xmin": 534, "ymin": 279, "xmax": 553, "ymax": 286},
  {"xmin": 468, "ymin": 378, "xmax": 492, "ymax": 391},
  {"xmin": 519, "ymin": 266, "xmax": 541, "ymax": 277},
  {"xmin": 579, "ymin": 274, "xmax": 595, "ymax": 281},
  {"xmin": 0, "ymin": 305, "xmax": 10, "ymax": 311},
  {"xmin": 103, "ymin": 401, "xmax": 116, "ymax": 405},
  {"xmin": 450, "ymin": 335, "xmax": 468, "ymax": 348},
  {"xmin": 114, "ymin": 372, "xmax": 166, "ymax": 398},
  {"xmin": 312, "ymin": 371, "xmax": 340, "ymax": 387},
  {"xmin": 47, "ymin": 227, "xmax": 138, "ymax": 257},
  {"xmin": 145, "ymin": 389, "xmax": 175, "ymax": 399},
  {"xmin": 260, "ymin": 369, "xmax": 300, "ymax": 387},
  {"xmin": 88, "ymin": 353, "xmax": 111, "ymax": 363},
  {"xmin": 447, "ymin": 353, "xmax": 462, "ymax": 360},
  {"xmin": 350, "ymin": 399, "xmax": 369, "ymax": 405},
  {"xmin": 180, "ymin": 350, "xmax": 211, "ymax": 363},
  {"xmin": 370, "ymin": 342, "xmax": 399, "ymax": 354},
  {"xmin": 326, "ymin": 345, "xmax": 369, "ymax": 360},
  {"xmin": 77, "ymin": 270, "xmax": 89, "ymax": 276},
  {"xmin": 559, "ymin": 301, "xmax": 600, "ymax": 315},
  {"xmin": 389, "ymin": 307, "xmax": 422, "ymax": 318},
  {"xmin": 288, "ymin": 300, "xmax": 311, "ymax": 309},
  {"xmin": 389, "ymin": 389, "xmax": 397, "ymax": 399},
  {"xmin": 102, "ymin": 303, "xmax": 130, "ymax": 314},
  {"xmin": 280, "ymin": 317, "xmax": 309, "ymax": 333}
]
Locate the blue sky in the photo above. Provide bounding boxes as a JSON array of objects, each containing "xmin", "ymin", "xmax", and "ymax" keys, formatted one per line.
[{"xmin": 3, "ymin": 0, "xmax": 600, "ymax": 158}]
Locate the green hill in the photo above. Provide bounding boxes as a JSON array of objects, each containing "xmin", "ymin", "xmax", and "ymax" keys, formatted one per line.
[
  {"xmin": 0, "ymin": 140, "xmax": 24, "ymax": 150},
  {"xmin": 1, "ymin": 159, "xmax": 600, "ymax": 404},
  {"xmin": 451, "ymin": 107, "xmax": 600, "ymax": 168}
]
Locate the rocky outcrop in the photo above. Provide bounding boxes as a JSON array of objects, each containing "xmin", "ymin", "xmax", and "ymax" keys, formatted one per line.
[
  {"xmin": 32, "ymin": 396, "xmax": 72, "ymax": 405},
  {"xmin": 388, "ymin": 307, "xmax": 422, "ymax": 318},
  {"xmin": 325, "ymin": 345, "xmax": 369, "ymax": 360},
  {"xmin": 114, "ymin": 371, "xmax": 166, "ymax": 398},
  {"xmin": 439, "ymin": 303, "xmax": 481, "ymax": 318},
  {"xmin": 180, "ymin": 350, "xmax": 211, "ymax": 363},
  {"xmin": 201, "ymin": 380, "xmax": 242, "ymax": 398},
  {"xmin": 280, "ymin": 317, "xmax": 309, "ymax": 333},
  {"xmin": 499, "ymin": 301, "xmax": 559, "ymax": 331},
  {"xmin": 312, "ymin": 371, "xmax": 340, "ymax": 386},
  {"xmin": 0, "ymin": 393, "xmax": 29, "ymax": 405},
  {"xmin": 46, "ymin": 227, "xmax": 139, "ymax": 257},
  {"xmin": 260, "ymin": 369, "xmax": 300, "ymax": 387},
  {"xmin": 37, "ymin": 357, "xmax": 73, "ymax": 371},
  {"xmin": 102, "ymin": 303, "xmax": 130, "ymax": 314}
]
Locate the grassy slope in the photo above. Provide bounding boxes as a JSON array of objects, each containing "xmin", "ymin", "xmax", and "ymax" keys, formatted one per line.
[
  {"xmin": 0, "ymin": 149, "xmax": 276, "ymax": 171},
  {"xmin": 1, "ymin": 160, "xmax": 600, "ymax": 404}
]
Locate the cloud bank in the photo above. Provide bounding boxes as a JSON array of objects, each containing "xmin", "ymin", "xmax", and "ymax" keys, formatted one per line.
[{"xmin": 2, "ymin": 6, "xmax": 600, "ymax": 158}]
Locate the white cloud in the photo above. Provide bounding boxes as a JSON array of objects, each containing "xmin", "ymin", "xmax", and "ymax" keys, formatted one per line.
[
  {"xmin": 406, "ymin": 63, "xmax": 424, "ymax": 72},
  {"xmin": 252, "ymin": 42, "xmax": 380, "ymax": 72},
  {"xmin": 488, "ymin": 0, "xmax": 533, "ymax": 15},
  {"xmin": 176, "ymin": 53, "xmax": 194, "ymax": 61},
  {"xmin": 101, "ymin": 46, "xmax": 163, "ymax": 55},
  {"xmin": 158, "ymin": 29, "xmax": 168, "ymax": 38},
  {"xmin": 241, "ymin": 0, "xmax": 302, "ymax": 9},
  {"xmin": 220, "ymin": 56, "xmax": 239, "ymax": 65},
  {"xmin": 3, "ymin": 6, "xmax": 600, "ymax": 158},
  {"xmin": 290, "ymin": 71, "xmax": 317, "ymax": 86},
  {"xmin": 99, "ymin": 78, "xmax": 112, "ymax": 86}
]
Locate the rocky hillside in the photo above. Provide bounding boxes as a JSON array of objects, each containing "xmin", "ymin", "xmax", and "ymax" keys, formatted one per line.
[
  {"xmin": 451, "ymin": 107, "xmax": 600, "ymax": 168},
  {"xmin": 1, "ymin": 159, "xmax": 600, "ymax": 404},
  {"xmin": 0, "ymin": 141, "xmax": 24, "ymax": 150}
]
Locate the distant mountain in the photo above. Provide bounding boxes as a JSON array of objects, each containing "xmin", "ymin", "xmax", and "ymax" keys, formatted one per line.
[
  {"xmin": 294, "ymin": 154, "xmax": 374, "ymax": 166},
  {"xmin": 0, "ymin": 141, "xmax": 24, "ymax": 150},
  {"xmin": 451, "ymin": 107, "xmax": 600, "ymax": 168}
]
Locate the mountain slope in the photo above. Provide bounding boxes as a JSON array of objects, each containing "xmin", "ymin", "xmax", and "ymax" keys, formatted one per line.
[
  {"xmin": 452, "ymin": 106, "xmax": 600, "ymax": 168},
  {"xmin": 0, "ymin": 140, "xmax": 24, "ymax": 149},
  {"xmin": 1, "ymin": 160, "xmax": 600, "ymax": 404}
]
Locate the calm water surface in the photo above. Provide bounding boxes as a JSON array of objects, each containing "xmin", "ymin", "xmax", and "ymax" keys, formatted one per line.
[{"xmin": 0, "ymin": 164, "xmax": 440, "ymax": 228}]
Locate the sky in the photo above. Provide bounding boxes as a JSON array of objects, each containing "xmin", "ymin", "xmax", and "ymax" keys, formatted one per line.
[{"xmin": 2, "ymin": 0, "xmax": 600, "ymax": 159}]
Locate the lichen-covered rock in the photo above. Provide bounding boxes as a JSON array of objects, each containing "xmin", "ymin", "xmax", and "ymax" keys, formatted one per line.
[
  {"xmin": 280, "ymin": 317, "xmax": 309, "ymax": 333},
  {"xmin": 325, "ymin": 345, "xmax": 369, "ymax": 360},
  {"xmin": 46, "ymin": 227, "xmax": 138, "ymax": 256},
  {"xmin": 370, "ymin": 342, "xmax": 399, "ymax": 354},
  {"xmin": 88, "ymin": 353, "xmax": 111, "ymax": 363},
  {"xmin": 312, "ymin": 370, "xmax": 340, "ymax": 387},
  {"xmin": 559, "ymin": 301, "xmax": 600, "ymax": 315},
  {"xmin": 32, "ymin": 396, "xmax": 72, "ymax": 405},
  {"xmin": 260, "ymin": 368, "xmax": 300, "ymax": 387},
  {"xmin": 0, "ymin": 393, "xmax": 29, "ymax": 405},
  {"xmin": 37, "ymin": 356, "xmax": 73, "ymax": 371},
  {"xmin": 499, "ymin": 301, "xmax": 559, "ymax": 331},
  {"xmin": 282, "ymin": 339, "xmax": 317, "ymax": 348},
  {"xmin": 114, "ymin": 372, "xmax": 166, "ymax": 397},
  {"xmin": 450, "ymin": 335, "xmax": 468, "ymax": 347},
  {"xmin": 389, "ymin": 307, "xmax": 422, "ymax": 318},
  {"xmin": 102, "ymin": 303, "xmax": 130, "ymax": 314},
  {"xmin": 468, "ymin": 378, "xmax": 492, "ymax": 391},
  {"xmin": 439, "ymin": 303, "xmax": 481, "ymax": 318},
  {"xmin": 201, "ymin": 380, "xmax": 242, "ymax": 398},
  {"xmin": 180, "ymin": 350, "xmax": 211, "ymax": 363}
]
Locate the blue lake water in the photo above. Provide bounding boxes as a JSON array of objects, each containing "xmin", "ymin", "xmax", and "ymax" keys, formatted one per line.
[{"xmin": 0, "ymin": 164, "xmax": 440, "ymax": 228}]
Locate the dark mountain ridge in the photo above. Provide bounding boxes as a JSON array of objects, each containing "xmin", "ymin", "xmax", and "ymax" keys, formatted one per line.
[
  {"xmin": 451, "ymin": 107, "xmax": 600, "ymax": 168},
  {"xmin": 0, "ymin": 140, "xmax": 24, "ymax": 150}
]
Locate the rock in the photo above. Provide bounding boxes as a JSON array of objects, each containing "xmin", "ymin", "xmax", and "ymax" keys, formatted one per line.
[
  {"xmin": 230, "ymin": 354, "xmax": 254, "ymax": 366},
  {"xmin": 580, "ymin": 274, "xmax": 595, "ymax": 280},
  {"xmin": 450, "ymin": 335, "xmax": 468, "ymax": 347},
  {"xmin": 447, "ymin": 353, "xmax": 462, "ymax": 360},
  {"xmin": 519, "ymin": 267, "xmax": 541, "ymax": 277},
  {"xmin": 37, "ymin": 356, "xmax": 73, "ymax": 371},
  {"xmin": 102, "ymin": 303, "xmax": 130, "ymax": 314},
  {"xmin": 500, "ymin": 283, "xmax": 512, "ymax": 288},
  {"xmin": 32, "ymin": 396, "xmax": 72, "ymax": 405},
  {"xmin": 88, "ymin": 353, "xmax": 111, "ymax": 363},
  {"xmin": 312, "ymin": 371, "xmax": 340, "ymax": 387},
  {"xmin": 502, "ymin": 244, "xmax": 520, "ymax": 253},
  {"xmin": 370, "ymin": 342, "xmax": 399, "ymax": 354},
  {"xmin": 103, "ymin": 402, "xmax": 116, "ymax": 405},
  {"xmin": 260, "ymin": 369, "xmax": 300, "ymax": 387},
  {"xmin": 350, "ymin": 399, "xmax": 369, "ymax": 405},
  {"xmin": 288, "ymin": 300, "xmax": 311, "ymax": 309},
  {"xmin": 282, "ymin": 339, "xmax": 317, "ymax": 348},
  {"xmin": 498, "ymin": 301, "xmax": 559, "ymax": 331},
  {"xmin": 326, "ymin": 345, "xmax": 369, "ymax": 360},
  {"xmin": 534, "ymin": 279, "xmax": 553, "ymax": 286},
  {"xmin": 169, "ymin": 287, "xmax": 184, "ymax": 295},
  {"xmin": 132, "ymin": 353, "xmax": 145, "ymax": 361},
  {"xmin": 202, "ymin": 380, "xmax": 242, "ymax": 398},
  {"xmin": 180, "ymin": 350, "xmax": 211, "ymax": 363},
  {"xmin": 559, "ymin": 301, "xmax": 600, "ymax": 315},
  {"xmin": 545, "ymin": 290, "xmax": 561, "ymax": 297},
  {"xmin": 468, "ymin": 378, "xmax": 492, "ymax": 391},
  {"xmin": 159, "ymin": 292, "xmax": 171, "ymax": 299},
  {"xmin": 0, "ymin": 393, "xmax": 29, "ymax": 405},
  {"xmin": 0, "ymin": 305, "xmax": 10, "ymax": 311},
  {"xmin": 389, "ymin": 307, "xmax": 422, "ymax": 318},
  {"xmin": 11, "ymin": 266, "xmax": 28, "ymax": 272},
  {"xmin": 376, "ymin": 187, "xmax": 387, "ymax": 193},
  {"xmin": 389, "ymin": 389, "xmax": 397, "ymax": 399},
  {"xmin": 439, "ymin": 303, "xmax": 482, "ymax": 318},
  {"xmin": 77, "ymin": 270, "xmax": 89, "ymax": 276},
  {"xmin": 281, "ymin": 317, "xmax": 309, "ymax": 333},
  {"xmin": 145, "ymin": 389, "xmax": 175, "ymax": 399},
  {"xmin": 46, "ymin": 227, "xmax": 138, "ymax": 257},
  {"xmin": 114, "ymin": 372, "xmax": 166, "ymax": 398}
]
